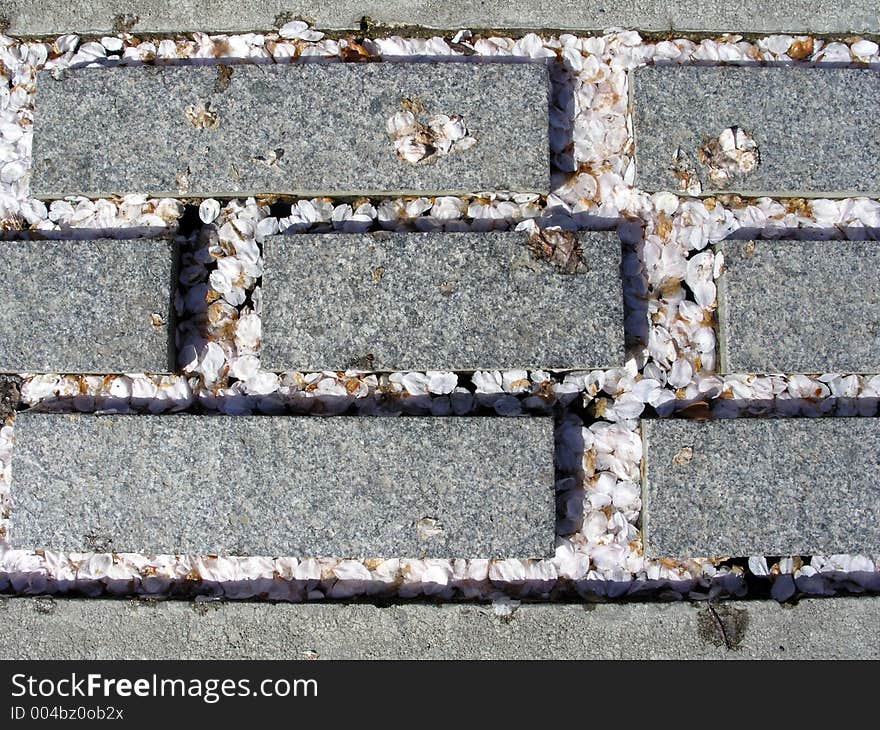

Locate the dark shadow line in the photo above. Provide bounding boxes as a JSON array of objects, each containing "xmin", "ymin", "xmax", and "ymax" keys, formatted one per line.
[
  {"xmin": 1, "ymin": 225, "xmax": 174, "ymax": 242},
  {"xmin": 0, "ymin": 571, "xmax": 753, "ymax": 603},
  {"xmin": 649, "ymin": 59, "xmax": 875, "ymax": 70},
  {"xmin": 658, "ymin": 395, "xmax": 880, "ymax": 419},
  {"xmin": 723, "ymin": 225, "xmax": 880, "ymax": 241},
  {"xmin": 63, "ymin": 54, "xmax": 557, "ymax": 70}
]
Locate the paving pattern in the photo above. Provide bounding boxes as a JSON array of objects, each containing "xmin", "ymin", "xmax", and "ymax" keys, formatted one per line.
[{"xmin": 0, "ymin": 9, "xmax": 878, "ymax": 657}]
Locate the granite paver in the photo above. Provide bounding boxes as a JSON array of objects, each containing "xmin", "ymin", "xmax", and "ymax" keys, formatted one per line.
[
  {"xmin": 2, "ymin": 597, "xmax": 878, "ymax": 659},
  {"xmin": 31, "ymin": 63, "xmax": 550, "ymax": 198},
  {"xmin": 716, "ymin": 240, "xmax": 880, "ymax": 374},
  {"xmin": 4, "ymin": 1, "xmax": 878, "ymax": 35},
  {"xmin": 261, "ymin": 231, "xmax": 624, "ymax": 371},
  {"xmin": 632, "ymin": 66, "xmax": 880, "ymax": 196},
  {"xmin": 10, "ymin": 413, "xmax": 554, "ymax": 558},
  {"xmin": 0, "ymin": 238, "xmax": 175, "ymax": 373},
  {"xmin": 641, "ymin": 418, "xmax": 880, "ymax": 558}
]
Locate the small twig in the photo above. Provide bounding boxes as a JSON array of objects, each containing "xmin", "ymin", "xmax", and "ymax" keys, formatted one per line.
[{"xmin": 707, "ymin": 602, "xmax": 732, "ymax": 650}]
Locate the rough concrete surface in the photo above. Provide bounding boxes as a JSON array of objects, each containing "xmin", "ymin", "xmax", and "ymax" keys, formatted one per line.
[
  {"xmin": 3, "ymin": 1, "xmax": 878, "ymax": 35},
  {"xmin": 641, "ymin": 417, "xmax": 880, "ymax": 558},
  {"xmin": 716, "ymin": 240, "xmax": 880, "ymax": 374},
  {"xmin": 11, "ymin": 413, "xmax": 555, "ymax": 558},
  {"xmin": 632, "ymin": 66, "xmax": 880, "ymax": 197},
  {"xmin": 261, "ymin": 231, "xmax": 625, "ymax": 371},
  {"xmin": 0, "ymin": 597, "xmax": 878, "ymax": 659},
  {"xmin": 0, "ymin": 238, "xmax": 175, "ymax": 373},
  {"xmin": 31, "ymin": 63, "xmax": 550, "ymax": 198}
]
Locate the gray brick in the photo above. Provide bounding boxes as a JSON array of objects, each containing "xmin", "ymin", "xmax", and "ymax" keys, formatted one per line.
[
  {"xmin": 31, "ymin": 64, "xmax": 549, "ymax": 198},
  {"xmin": 0, "ymin": 238, "xmax": 175, "ymax": 373},
  {"xmin": 10, "ymin": 413, "xmax": 554, "ymax": 558},
  {"xmin": 2, "ymin": 597, "xmax": 879, "ymax": 660},
  {"xmin": 632, "ymin": 66, "xmax": 880, "ymax": 196},
  {"xmin": 4, "ymin": 1, "xmax": 879, "ymax": 35},
  {"xmin": 717, "ymin": 240, "xmax": 880, "ymax": 374},
  {"xmin": 641, "ymin": 418, "xmax": 880, "ymax": 558},
  {"xmin": 261, "ymin": 231, "xmax": 624, "ymax": 371}
]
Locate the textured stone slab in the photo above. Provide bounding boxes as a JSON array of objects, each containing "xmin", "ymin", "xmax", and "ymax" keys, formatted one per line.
[
  {"xmin": 4, "ymin": 1, "xmax": 878, "ymax": 35},
  {"xmin": 11, "ymin": 413, "xmax": 554, "ymax": 558},
  {"xmin": 642, "ymin": 418, "xmax": 880, "ymax": 558},
  {"xmin": 261, "ymin": 231, "xmax": 624, "ymax": 371},
  {"xmin": 717, "ymin": 240, "xmax": 880, "ymax": 374},
  {"xmin": 31, "ymin": 64, "xmax": 549, "ymax": 198},
  {"xmin": 2, "ymin": 597, "xmax": 879, "ymax": 660},
  {"xmin": 632, "ymin": 66, "xmax": 880, "ymax": 196},
  {"xmin": 0, "ymin": 239, "xmax": 174, "ymax": 373}
]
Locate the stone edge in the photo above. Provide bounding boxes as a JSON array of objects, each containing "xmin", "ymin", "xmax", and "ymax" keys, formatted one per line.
[
  {"xmin": 1, "ymin": 596, "xmax": 878, "ymax": 659},
  {"xmin": 3, "ymin": 2, "xmax": 879, "ymax": 37}
]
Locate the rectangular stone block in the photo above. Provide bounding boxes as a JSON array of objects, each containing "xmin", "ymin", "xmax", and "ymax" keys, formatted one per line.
[
  {"xmin": 632, "ymin": 66, "xmax": 880, "ymax": 196},
  {"xmin": 641, "ymin": 417, "xmax": 880, "ymax": 558},
  {"xmin": 31, "ymin": 63, "xmax": 550, "ymax": 198},
  {"xmin": 716, "ymin": 240, "xmax": 880, "ymax": 374},
  {"xmin": 11, "ymin": 413, "xmax": 554, "ymax": 558},
  {"xmin": 261, "ymin": 231, "xmax": 624, "ymax": 371},
  {"xmin": 0, "ymin": 238, "xmax": 175, "ymax": 373}
]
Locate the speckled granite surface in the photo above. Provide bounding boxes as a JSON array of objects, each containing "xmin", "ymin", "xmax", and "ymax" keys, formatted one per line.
[
  {"xmin": 261, "ymin": 231, "xmax": 625, "ymax": 371},
  {"xmin": 30, "ymin": 63, "xmax": 550, "ymax": 198},
  {"xmin": 632, "ymin": 66, "xmax": 880, "ymax": 196},
  {"xmin": 716, "ymin": 240, "xmax": 880, "ymax": 374},
  {"xmin": 10, "ymin": 413, "xmax": 555, "ymax": 558},
  {"xmin": 642, "ymin": 417, "xmax": 880, "ymax": 557},
  {"xmin": 0, "ymin": 238, "xmax": 175, "ymax": 373}
]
